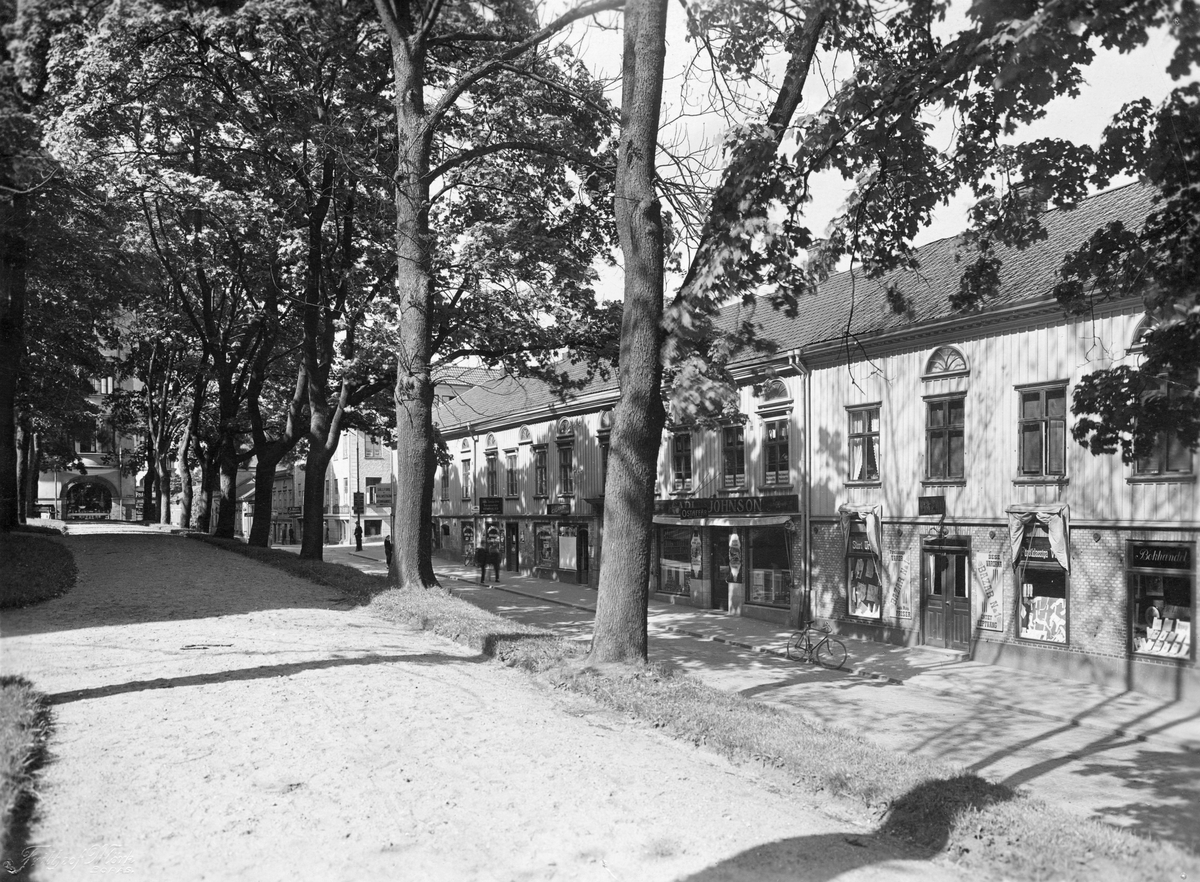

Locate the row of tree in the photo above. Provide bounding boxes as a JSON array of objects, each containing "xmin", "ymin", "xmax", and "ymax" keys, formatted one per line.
[{"xmin": 3, "ymin": 0, "xmax": 1196, "ymax": 665}]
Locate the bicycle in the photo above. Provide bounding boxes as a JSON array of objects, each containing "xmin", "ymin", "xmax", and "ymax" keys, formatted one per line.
[{"xmin": 786, "ymin": 621, "xmax": 848, "ymax": 669}]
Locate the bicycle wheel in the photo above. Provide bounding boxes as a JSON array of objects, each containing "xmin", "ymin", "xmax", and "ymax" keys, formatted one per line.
[
  {"xmin": 815, "ymin": 636, "xmax": 848, "ymax": 669},
  {"xmin": 786, "ymin": 631, "xmax": 809, "ymax": 661}
]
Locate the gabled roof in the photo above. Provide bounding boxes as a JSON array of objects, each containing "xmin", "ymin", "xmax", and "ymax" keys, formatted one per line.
[{"xmin": 436, "ymin": 183, "xmax": 1152, "ymax": 435}]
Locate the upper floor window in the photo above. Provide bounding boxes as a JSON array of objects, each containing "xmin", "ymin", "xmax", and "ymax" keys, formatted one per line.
[
  {"xmin": 91, "ymin": 376, "xmax": 114, "ymax": 395},
  {"xmin": 848, "ymin": 406, "xmax": 880, "ymax": 483},
  {"xmin": 1019, "ymin": 385, "xmax": 1067, "ymax": 477},
  {"xmin": 926, "ymin": 396, "xmax": 965, "ymax": 480},
  {"xmin": 461, "ymin": 458, "xmax": 472, "ymax": 499},
  {"xmin": 440, "ymin": 467, "xmax": 449, "ymax": 500},
  {"xmin": 486, "ymin": 452, "xmax": 498, "ymax": 496},
  {"xmin": 364, "ymin": 436, "xmax": 382, "ymax": 458},
  {"xmin": 763, "ymin": 419, "xmax": 789, "ymax": 485},
  {"xmin": 672, "ymin": 433, "xmax": 693, "ymax": 492},
  {"xmin": 923, "ymin": 346, "xmax": 969, "ymax": 379},
  {"xmin": 505, "ymin": 451, "xmax": 518, "ymax": 496},
  {"xmin": 534, "ymin": 447, "xmax": 548, "ymax": 496},
  {"xmin": 600, "ymin": 440, "xmax": 610, "ymax": 490},
  {"xmin": 558, "ymin": 444, "xmax": 575, "ymax": 495},
  {"xmin": 1134, "ymin": 382, "xmax": 1193, "ymax": 478},
  {"xmin": 722, "ymin": 426, "xmax": 746, "ymax": 489}
]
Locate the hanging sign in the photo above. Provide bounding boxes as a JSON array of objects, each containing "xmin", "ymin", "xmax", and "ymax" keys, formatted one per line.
[{"xmin": 728, "ymin": 532, "xmax": 742, "ymax": 581}]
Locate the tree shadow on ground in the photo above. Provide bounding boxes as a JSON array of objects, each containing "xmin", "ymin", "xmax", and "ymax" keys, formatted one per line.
[
  {"xmin": 46, "ymin": 651, "xmax": 481, "ymax": 706},
  {"xmin": 677, "ymin": 775, "xmax": 1014, "ymax": 882},
  {"xmin": 0, "ymin": 534, "xmax": 387, "ymax": 638}
]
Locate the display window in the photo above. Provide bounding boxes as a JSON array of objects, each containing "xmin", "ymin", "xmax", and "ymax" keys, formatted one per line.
[
  {"xmin": 747, "ymin": 525, "xmax": 792, "ymax": 608},
  {"xmin": 658, "ymin": 527, "xmax": 694, "ymax": 595},
  {"xmin": 1014, "ymin": 528, "xmax": 1069, "ymax": 644},
  {"xmin": 535, "ymin": 522, "xmax": 554, "ymax": 567},
  {"xmin": 847, "ymin": 523, "xmax": 882, "ymax": 620},
  {"xmin": 1128, "ymin": 542, "xmax": 1193, "ymax": 659},
  {"xmin": 558, "ymin": 523, "xmax": 578, "ymax": 570}
]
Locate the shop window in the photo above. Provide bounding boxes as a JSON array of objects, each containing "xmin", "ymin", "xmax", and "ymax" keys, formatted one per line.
[
  {"xmin": 1018, "ymin": 385, "xmax": 1067, "ymax": 477},
  {"xmin": 558, "ymin": 444, "xmax": 575, "ymax": 495},
  {"xmin": 440, "ymin": 468, "xmax": 449, "ymax": 500},
  {"xmin": 534, "ymin": 447, "xmax": 548, "ymax": 496},
  {"xmin": 535, "ymin": 522, "xmax": 554, "ymax": 567},
  {"xmin": 748, "ymin": 525, "xmax": 792, "ymax": 608},
  {"xmin": 461, "ymin": 521, "xmax": 475, "ymax": 553},
  {"xmin": 558, "ymin": 523, "xmax": 578, "ymax": 569},
  {"xmin": 461, "ymin": 458, "xmax": 471, "ymax": 499},
  {"xmin": 848, "ymin": 406, "xmax": 880, "ymax": 483},
  {"xmin": 763, "ymin": 419, "xmax": 789, "ymax": 485},
  {"xmin": 722, "ymin": 426, "xmax": 746, "ymax": 489},
  {"xmin": 672, "ymin": 433, "xmax": 693, "ymax": 492},
  {"xmin": 505, "ymin": 451, "xmax": 518, "ymax": 496},
  {"xmin": 658, "ymin": 527, "xmax": 695, "ymax": 595},
  {"xmin": 364, "ymin": 519, "xmax": 382, "ymax": 537},
  {"xmin": 1014, "ymin": 528, "xmax": 1068, "ymax": 643},
  {"xmin": 846, "ymin": 522, "xmax": 882, "ymax": 620},
  {"xmin": 926, "ymin": 396, "xmax": 965, "ymax": 480},
  {"xmin": 486, "ymin": 453, "xmax": 498, "ymax": 496},
  {"xmin": 1128, "ymin": 542, "xmax": 1193, "ymax": 658}
]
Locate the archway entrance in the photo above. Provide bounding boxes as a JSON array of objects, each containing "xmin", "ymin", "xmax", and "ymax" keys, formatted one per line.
[{"xmin": 64, "ymin": 480, "xmax": 114, "ymax": 520}]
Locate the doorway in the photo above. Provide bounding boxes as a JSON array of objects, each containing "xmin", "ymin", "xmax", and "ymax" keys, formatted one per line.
[
  {"xmin": 505, "ymin": 522, "xmax": 519, "ymax": 572},
  {"xmin": 576, "ymin": 527, "xmax": 589, "ymax": 584},
  {"xmin": 922, "ymin": 542, "xmax": 971, "ymax": 651},
  {"xmin": 711, "ymin": 527, "xmax": 741, "ymax": 612}
]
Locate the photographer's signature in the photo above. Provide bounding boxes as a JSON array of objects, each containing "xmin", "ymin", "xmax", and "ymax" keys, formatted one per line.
[{"xmin": 3, "ymin": 844, "xmax": 133, "ymax": 875}]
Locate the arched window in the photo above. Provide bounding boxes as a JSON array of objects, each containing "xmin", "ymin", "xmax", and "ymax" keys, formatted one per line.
[
  {"xmin": 1129, "ymin": 314, "xmax": 1153, "ymax": 352},
  {"xmin": 556, "ymin": 418, "xmax": 575, "ymax": 438},
  {"xmin": 485, "ymin": 433, "xmax": 497, "ymax": 449},
  {"xmin": 518, "ymin": 425, "xmax": 532, "ymax": 444},
  {"xmin": 760, "ymin": 378, "xmax": 789, "ymax": 401},
  {"xmin": 460, "ymin": 438, "xmax": 471, "ymax": 452},
  {"xmin": 923, "ymin": 346, "xmax": 969, "ymax": 379}
]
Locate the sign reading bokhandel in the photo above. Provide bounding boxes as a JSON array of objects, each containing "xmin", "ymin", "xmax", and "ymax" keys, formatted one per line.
[
  {"xmin": 654, "ymin": 494, "xmax": 799, "ymax": 519},
  {"xmin": 1129, "ymin": 544, "xmax": 1192, "ymax": 571}
]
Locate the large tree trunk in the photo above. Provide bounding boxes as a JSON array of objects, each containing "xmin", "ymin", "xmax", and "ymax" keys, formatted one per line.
[
  {"xmin": 0, "ymin": 193, "xmax": 28, "ymax": 531},
  {"xmin": 214, "ymin": 436, "xmax": 238, "ymax": 538},
  {"xmin": 248, "ymin": 455, "xmax": 279, "ymax": 547},
  {"xmin": 177, "ymin": 423, "xmax": 193, "ymax": 529},
  {"xmin": 299, "ymin": 440, "xmax": 337, "ymax": 559},
  {"xmin": 193, "ymin": 438, "xmax": 216, "ymax": 533},
  {"xmin": 16, "ymin": 419, "xmax": 32, "ymax": 522},
  {"xmin": 588, "ymin": 0, "xmax": 669, "ymax": 665}
]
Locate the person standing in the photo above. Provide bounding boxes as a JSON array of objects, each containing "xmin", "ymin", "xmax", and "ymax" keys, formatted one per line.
[
  {"xmin": 354, "ymin": 522, "xmax": 363, "ymax": 551},
  {"xmin": 384, "ymin": 534, "xmax": 393, "ymax": 567}
]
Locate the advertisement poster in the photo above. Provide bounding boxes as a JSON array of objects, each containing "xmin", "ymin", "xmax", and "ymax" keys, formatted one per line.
[
  {"xmin": 728, "ymin": 532, "xmax": 742, "ymax": 581},
  {"xmin": 976, "ymin": 554, "xmax": 1005, "ymax": 631},
  {"xmin": 690, "ymin": 529, "xmax": 702, "ymax": 577},
  {"xmin": 893, "ymin": 556, "xmax": 912, "ymax": 619}
]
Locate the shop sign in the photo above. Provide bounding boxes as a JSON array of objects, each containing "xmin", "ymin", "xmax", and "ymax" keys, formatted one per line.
[
  {"xmin": 654, "ymin": 493, "xmax": 800, "ymax": 519},
  {"xmin": 1129, "ymin": 544, "xmax": 1191, "ymax": 571},
  {"xmin": 1014, "ymin": 535, "xmax": 1054, "ymax": 564},
  {"xmin": 373, "ymin": 486, "xmax": 392, "ymax": 506},
  {"xmin": 918, "ymin": 495, "xmax": 946, "ymax": 516},
  {"xmin": 479, "ymin": 496, "xmax": 504, "ymax": 515},
  {"xmin": 547, "ymin": 501, "xmax": 571, "ymax": 516},
  {"xmin": 849, "ymin": 537, "xmax": 872, "ymax": 552},
  {"xmin": 728, "ymin": 532, "xmax": 742, "ymax": 580}
]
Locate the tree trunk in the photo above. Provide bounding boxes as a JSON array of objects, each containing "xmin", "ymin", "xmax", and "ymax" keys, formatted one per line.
[
  {"xmin": 300, "ymin": 440, "xmax": 337, "ymax": 559},
  {"xmin": 0, "ymin": 192, "xmax": 28, "ymax": 531},
  {"xmin": 159, "ymin": 465, "xmax": 171, "ymax": 524},
  {"xmin": 193, "ymin": 438, "xmax": 215, "ymax": 533},
  {"xmin": 16, "ymin": 419, "xmax": 32, "ymax": 522},
  {"xmin": 141, "ymin": 469, "xmax": 155, "ymax": 524},
  {"xmin": 177, "ymin": 424, "xmax": 193, "ymax": 529},
  {"xmin": 248, "ymin": 455, "xmax": 279, "ymax": 547},
  {"xmin": 588, "ymin": 0, "xmax": 669, "ymax": 665},
  {"xmin": 214, "ymin": 436, "xmax": 238, "ymax": 538}
]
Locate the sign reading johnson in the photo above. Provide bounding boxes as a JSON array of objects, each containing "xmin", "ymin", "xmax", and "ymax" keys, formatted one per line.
[
  {"xmin": 1128, "ymin": 543, "xmax": 1192, "ymax": 571},
  {"xmin": 654, "ymin": 494, "xmax": 800, "ymax": 519}
]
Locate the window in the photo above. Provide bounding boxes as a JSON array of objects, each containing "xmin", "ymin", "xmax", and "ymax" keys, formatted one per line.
[
  {"xmin": 1014, "ymin": 527, "xmax": 1068, "ymax": 644},
  {"xmin": 91, "ymin": 376, "xmax": 114, "ymax": 395},
  {"xmin": 1019, "ymin": 386, "xmax": 1067, "ymax": 477},
  {"xmin": 534, "ymin": 447, "xmax": 548, "ymax": 496},
  {"xmin": 600, "ymin": 441, "xmax": 610, "ymax": 489},
  {"xmin": 364, "ymin": 436, "xmax": 382, "ymax": 458},
  {"xmin": 486, "ymin": 453, "xmax": 498, "ymax": 496},
  {"xmin": 747, "ymin": 525, "xmax": 792, "ymax": 608},
  {"xmin": 505, "ymin": 451, "xmax": 518, "ymax": 496},
  {"xmin": 926, "ymin": 397, "xmax": 965, "ymax": 480},
  {"xmin": 657, "ymin": 527, "xmax": 695, "ymax": 595},
  {"xmin": 558, "ymin": 445, "xmax": 575, "ymax": 495},
  {"xmin": 1134, "ymin": 383, "xmax": 1193, "ymax": 478},
  {"xmin": 846, "ymin": 523, "xmax": 882, "ymax": 620},
  {"xmin": 722, "ymin": 426, "xmax": 746, "ymax": 489},
  {"xmin": 764, "ymin": 419, "xmax": 789, "ymax": 485},
  {"xmin": 848, "ymin": 407, "xmax": 880, "ymax": 483},
  {"xmin": 365, "ymin": 476, "xmax": 381, "ymax": 504},
  {"xmin": 671, "ymin": 433, "xmax": 693, "ymax": 492},
  {"xmin": 461, "ymin": 459, "xmax": 471, "ymax": 499},
  {"xmin": 535, "ymin": 522, "xmax": 554, "ymax": 566},
  {"xmin": 1128, "ymin": 542, "xmax": 1193, "ymax": 659},
  {"xmin": 440, "ymin": 467, "xmax": 449, "ymax": 500}
]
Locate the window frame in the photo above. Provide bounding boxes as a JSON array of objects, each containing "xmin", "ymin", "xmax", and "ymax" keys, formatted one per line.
[
  {"xmin": 440, "ymin": 467, "xmax": 449, "ymax": 501},
  {"xmin": 460, "ymin": 458, "xmax": 472, "ymax": 500},
  {"xmin": 847, "ymin": 405, "xmax": 881, "ymax": 485},
  {"xmin": 1017, "ymin": 383, "xmax": 1068, "ymax": 479},
  {"xmin": 558, "ymin": 443, "xmax": 575, "ymax": 496},
  {"xmin": 721, "ymin": 425, "xmax": 746, "ymax": 490},
  {"xmin": 533, "ymin": 446, "xmax": 548, "ymax": 497},
  {"xmin": 763, "ymin": 419, "xmax": 790, "ymax": 486},
  {"xmin": 671, "ymin": 432, "xmax": 693, "ymax": 493},
  {"xmin": 485, "ymin": 452, "xmax": 498, "ymax": 497},
  {"xmin": 925, "ymin": 394, "xmax": 966, "ymax": 481},
  {"xmin": 1132, "ymin": 381, "xmax": 1194, "ymax": 479},
  {"xmin": 504, "ymin": 451, "xmax": 518, "ymax": 497}
]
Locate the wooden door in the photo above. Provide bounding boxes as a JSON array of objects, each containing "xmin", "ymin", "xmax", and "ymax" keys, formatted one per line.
[
  {"xmin": 505, "ymin": 523, "xmax": 519, "ymax": 572},
  {"xmin": 923, "ymin": 551, "xmax": 948, "ymax": 647},
  {"xmin": 923, "ymin": 549, "xmax": 971, "ymax": 651}
]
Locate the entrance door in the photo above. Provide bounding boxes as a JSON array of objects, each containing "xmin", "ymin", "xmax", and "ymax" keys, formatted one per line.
[
  {"xmin": 922, "ymin": 547, "xmax": 971, "ymax": 651},
  {"xmin": 505, "ymin": 523, "xmax": 519, "ymax": 572},
  {"xmin": 576, "ymin": 528, "xmax": 589, "ymax": 584}
]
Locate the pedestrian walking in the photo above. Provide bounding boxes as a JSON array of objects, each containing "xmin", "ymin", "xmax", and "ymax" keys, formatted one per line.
[
  {"xmin": 354, "ymin": 522, "xmax": 363, "ymax": 551},
  {"xmin": 384, "ymin": 535, "xmax": 393, "ymax": 567}
]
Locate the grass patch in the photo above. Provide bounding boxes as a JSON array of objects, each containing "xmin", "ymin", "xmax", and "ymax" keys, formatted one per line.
[
  {"xmin": 0, "ymin": 677, "xmax": 52, "ymax": 867},
  {"xmin": 199, "ymin": 538, "xmax": 1199, "ymax": 880},
  {"xmin": 0, "ymin": 533, "xmax": 76, "ymax": 609}
]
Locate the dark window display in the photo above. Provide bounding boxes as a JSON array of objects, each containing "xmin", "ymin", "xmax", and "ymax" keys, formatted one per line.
[
  {"xmin": 847, "ymin": 524, "xmax": 882, "ymax": 619},
  {"xmin": 535, "ymin": 522, "xmax": 554, "ymax": 567},
  {"xmin": 1128, "ymin": 543, "xmax": 1193, "ymax": 659},
  {"xmin": 1017, "ymin": 568, "xmax": 1067, "ymax": 643},
  {"xmin": 658, "ymin": 527, "xmax": 693, "ymax": 595},
  {"xmin": 747, "ymin": 525, "xmax": 791, "ymax": 608}
]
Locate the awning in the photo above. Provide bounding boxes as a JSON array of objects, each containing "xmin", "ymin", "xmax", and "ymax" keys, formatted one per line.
[
  {"xmin": 651, "ymin": 514, "xmax": 792, "ymax": 528},
  {"xmin": 1006, "ymin": 502, "xmax": 1070, "ymax": 572}
]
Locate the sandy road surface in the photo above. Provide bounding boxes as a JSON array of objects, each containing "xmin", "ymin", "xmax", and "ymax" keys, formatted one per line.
[{"xmin": 1, "ymin": 535, "xmax": 966, "ymax": 882}]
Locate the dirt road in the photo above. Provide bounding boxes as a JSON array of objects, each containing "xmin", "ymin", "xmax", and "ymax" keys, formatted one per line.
[{"xmin": 2, "ymin": 534, "xmax": 962, "ymax": 882}]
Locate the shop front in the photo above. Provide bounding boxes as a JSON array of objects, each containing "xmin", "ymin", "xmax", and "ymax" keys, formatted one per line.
[
  {"xmin": 1008, "ymin": 504, "xmax": 1071, "ymax": 647},
  {"xmin": 653, "ymin": 494, "xmax": 800, "ymax": 625},
  {"xmin": 1128, "ymin": 541, "xmax": 1193, "ymax": 660}
]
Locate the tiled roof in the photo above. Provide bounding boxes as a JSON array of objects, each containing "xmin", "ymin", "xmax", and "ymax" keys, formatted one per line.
[{"xmin": 436, "ymin": 183, "xmax": 1152, "ymax": 433}]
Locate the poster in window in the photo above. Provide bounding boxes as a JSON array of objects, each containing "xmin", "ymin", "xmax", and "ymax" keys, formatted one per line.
[
  {"xmin": 890, "ymin": 554, "xmax": 912, "ymax": 619},
  {"xmin": 848, "ymin": 551, "xmax": 882, "ymax": 618},
  {"xmin": 728, "ymin": 532, "xmax": 742, "ymax": 581},
  {"xmin": 1019, "ymin": 586, "xmax": 1066, "ymax": 643},
  {"xmin": 690, "ymin": 530, "xmax": 702, "ymax": 577},
  {"xmin": 976, "ymin": 555, "xmax": 1005, "ymax": 631}
]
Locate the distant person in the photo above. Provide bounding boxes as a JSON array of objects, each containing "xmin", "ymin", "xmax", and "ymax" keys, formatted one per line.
[
  {"xmin": 288, "ymin": 526, "xmax": 295, "ymax": 544},
  {"xmin": 479, "ymin": 537, "xmax": 500, "ymax": 584},
  {"xmin": 384, "ymin": 535, "xmax": 393, "ymax": 567},
  {"xmin": 354, "ymin": 522, "xmax": 363, "ymax": 551}
]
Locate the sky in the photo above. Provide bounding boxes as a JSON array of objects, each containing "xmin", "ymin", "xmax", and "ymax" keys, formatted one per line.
[{"xmin": 564, "ymin": 3, "xmax": 1185, "ymax": 300}]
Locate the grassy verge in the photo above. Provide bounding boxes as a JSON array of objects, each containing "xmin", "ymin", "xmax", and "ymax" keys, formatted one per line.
[
  {"xmin": 201, "ymin": 539, "xmax": 1198, "ymax": 881},
  {"xmin": 0, "ymin": 533, "xmax": 76, "ymax": 609},
  {"xmin": 0, "ymin": 677, "xmax": 52, "ymax": 868}
]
